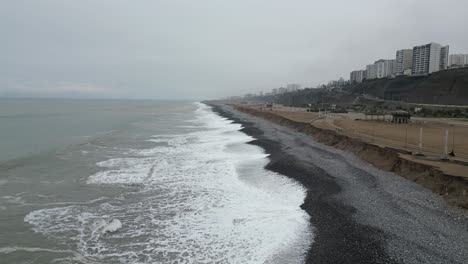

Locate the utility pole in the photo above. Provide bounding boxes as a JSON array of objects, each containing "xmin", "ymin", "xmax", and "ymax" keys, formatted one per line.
[
  {"xmin": 416, "ymin": 127, "xmax": 424, "ymax": 156},
  {"xmin": 441, "ymin": 129, "xmax": 449, "ymax": 160},
  {"xmin": 450, "ymin": 125, "xmax": 456, "ymax": 157},
  {"xmin": 405, "ymin": 125, "xmax": 408, "ymax": 148}
]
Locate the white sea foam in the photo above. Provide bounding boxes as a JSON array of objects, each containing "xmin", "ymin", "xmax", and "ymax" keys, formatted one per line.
[
  {"xmin": 102, "ymin": 219, "xmax": 122, "ymax": 234},
  {"xmin": 0, "ymin": 246, "xmax": 92, "ymax": 264},
  {"xmin": 24, "ymin": 102, "xmax": 312, "ymax": 263}
]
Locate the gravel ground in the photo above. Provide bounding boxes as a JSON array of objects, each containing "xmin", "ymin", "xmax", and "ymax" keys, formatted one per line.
[{"xmin": 210, "ymin": 103, "xmax": 468, "ymax": 264}]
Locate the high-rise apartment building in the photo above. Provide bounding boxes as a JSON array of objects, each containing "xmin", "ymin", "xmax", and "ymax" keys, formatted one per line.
[
  {"xmin": 412, "ymin": 42, "xmax": 449, "ymax": 75},
  {"xmin": 366, "ymin": 64, "xmax": 378, "ymax": 80},
  {"xmin": 350, "ymin": 70, "xmax": 366, "ymax": 83},
  {"xmin": 278, "ymin": 87, "xmax": 287, "ymax": 94},
  {"xmin": 448, "ymin": 54, "xmax": 468, "ymax": 67},
  {"xmin": 365, "ymin": 59, "xmax": 395, "ymax": 79},
  {"xmin": 286, "ymin": 84, "xmax": 301, "ymax": 92},
  {"xmin": 395, "ymin": 49, "xmax": 413, "ymax": 74},
  {"xmin": 440, "ymin": 45, "xmax": 449, "ymax": 70},
  {"xmin": 375, "ymin": 59, "xmax": 396, "ymax": 78}
]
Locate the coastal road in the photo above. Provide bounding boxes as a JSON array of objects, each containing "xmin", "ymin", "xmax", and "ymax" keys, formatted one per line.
[{"xmin": 211, "ymin": 103, "xmax": 468, "ymax": 264}]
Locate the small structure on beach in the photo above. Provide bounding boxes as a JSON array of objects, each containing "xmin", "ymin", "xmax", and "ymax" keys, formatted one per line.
[
  {"xmin": 260, "ymin": 103, "xmax": 273, "ymax": 111},
  {"xmin": 364, "ymin": 112, "xmax": 386, "ymax": 122},
  {"xmin": 391, "ymin": 110, "xmax": 411, "ymax": 123}
]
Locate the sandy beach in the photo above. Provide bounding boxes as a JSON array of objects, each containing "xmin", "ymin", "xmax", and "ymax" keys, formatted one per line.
[
  {"xmin": 209, "ymin": 102, "xmax": 468, "ymax": 264},
  {"xmin": 231, "ymin": 104, "xmax": 468, "ymax": 208}
]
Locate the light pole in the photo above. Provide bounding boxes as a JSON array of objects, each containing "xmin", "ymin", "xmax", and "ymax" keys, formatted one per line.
[
  {"xmin": 450, "ymin": 125, "xmax": 455, "ymax": 156},
  {"xmin": 405, "ymin": 125, "xmax": 408, "ymax": 148},
  {"xmin": 416, "ymin": 127, "xmax": 424, "ymax": 156},
  {"xmin": 442, "ymin": 129, "xmax": 449, "ymax": 160}
]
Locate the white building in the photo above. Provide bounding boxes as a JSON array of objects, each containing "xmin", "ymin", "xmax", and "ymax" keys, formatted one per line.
[
  {"xmin": 376, "ymin": 59, "xmax": 396, "ymax": 78},
  {"xmin": 366, "ymin": 64, "xmax": 378, "ymax": 80},
  {"xmin": 449, "ymin": 54, "xmax": 468, "ymax": 67},
  {"xmin": 327, "ymin": 77, "xmax": 347, "ymax": 87},
  {"xmin": 395, "ymin": 49, "xmax": 413, "ymax": 74},
  {"xmin": 365, "ymin": 59, "xmax": 395, "ymax": 79},
  {"xmin": 440, "ymin": 45, "xmax": 449, "ymax": 70},
  {"xmin": 412, "ymin": 42, "xmax": 449, "ymax": 75},
  {"xmin": 337, "ymin": 77, "xmax": 345, "ymax": 86},
  {"xmin": 350, "ymin": 70, "xmax": 366, "ymax": 83},
  {"xmin": 278, "ymin": 87, "xmax": 288, "ymax": 94},
  {"xmin": 286, "ymin": 84, "xmax": 301, "ymax": 92}
]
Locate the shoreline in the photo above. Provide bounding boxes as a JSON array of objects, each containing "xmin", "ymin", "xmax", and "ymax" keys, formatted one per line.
[
  {"xmin": 231, "ymin": 104, "xmax": 468, "ymax": 209},
  {"xmin": 209, "ymin": 103, "xmax": 394, "ymax": 263},
  {"xmin": 207, "ymin": 101, "xmax": 468, "ymax": 264}
]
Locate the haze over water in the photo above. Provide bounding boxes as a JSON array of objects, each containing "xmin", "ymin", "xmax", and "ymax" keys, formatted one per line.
[{"xmin": 0, "ymin": 99, "xmax": 311, "ymax": 263}]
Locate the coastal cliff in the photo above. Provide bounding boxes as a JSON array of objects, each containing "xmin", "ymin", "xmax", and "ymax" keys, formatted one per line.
[
  {"xmin": 231, "ymin": 105, "xmax": 468, "ymax": 209},
  {"xmin": 259, "ymin": 67, "xmax": 468, "ymax": 107},
  {"xmin": 348, "ymin": 67, "xmax": 468, "ymax": 105}
]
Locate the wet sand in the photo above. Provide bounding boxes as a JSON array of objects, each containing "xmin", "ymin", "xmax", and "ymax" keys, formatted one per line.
[{"xmin": 209, "ymin": 102, "xmax": 468, "ymax": 264}]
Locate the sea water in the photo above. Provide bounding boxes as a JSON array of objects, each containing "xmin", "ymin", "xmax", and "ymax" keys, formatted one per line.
[{"xmin": 0, "ymin": 99, "xmax": 311, "ymax": 263}]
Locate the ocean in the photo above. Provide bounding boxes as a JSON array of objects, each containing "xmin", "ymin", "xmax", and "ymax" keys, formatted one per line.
[{"xmin": 0, "ymin": 99, "xmax": 311, "ymax": 263}]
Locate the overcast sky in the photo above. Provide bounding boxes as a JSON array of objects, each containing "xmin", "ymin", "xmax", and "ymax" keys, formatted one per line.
[{"xmin": 1, "ymin": 0, "xmax": 467, "ymax": 100}]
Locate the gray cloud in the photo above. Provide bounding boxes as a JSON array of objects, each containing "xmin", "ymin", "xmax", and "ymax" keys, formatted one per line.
[{"xmin": 1, "ymin": 0, "xmax": 467, "ymax": 99}]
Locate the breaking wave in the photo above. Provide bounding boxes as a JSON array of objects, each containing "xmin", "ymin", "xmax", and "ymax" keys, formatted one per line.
[{"xmin": 24, "ymin": 102, "xmax": 312, "ymax": 263}]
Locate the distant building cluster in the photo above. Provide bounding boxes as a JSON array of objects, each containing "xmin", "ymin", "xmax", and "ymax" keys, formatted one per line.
[
  {"xmin": 328, "ymin": 77, "xmax": 347, "ymax": 87},
  {"xmin": 267, "ymin": 84, "xmax": 302, "ymax": 96},
  {"xmin": 236, "ymin": 42, "xmax": 467, "ymax": 100},
  {"xmin": 241, "ymin": 83, "xmax": 302, "ymax": 98},
  {"xmin": 449, "ymin": 54, "xmax": 468, "ymax": 67},
  {"xmin": 286, "ymin": 83, "xmax": 301, "ymax": 92},
  {"xmin": 350, "ymin": 42, "xmax": 467, "ymax": 83}
]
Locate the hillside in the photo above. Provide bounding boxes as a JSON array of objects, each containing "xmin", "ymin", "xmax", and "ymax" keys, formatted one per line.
[
  {"xmin": 258, "ymin": 67, "xmax": 468, "ymax": 107},
  {"xmin": 345, "ymin": 67, "xmax": 468, "ymax": 105}
]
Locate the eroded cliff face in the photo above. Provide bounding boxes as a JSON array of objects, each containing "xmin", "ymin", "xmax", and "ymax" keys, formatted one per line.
[{"xmin": 233, "ymin": 105, "xmax": 468, "ymax": 209}]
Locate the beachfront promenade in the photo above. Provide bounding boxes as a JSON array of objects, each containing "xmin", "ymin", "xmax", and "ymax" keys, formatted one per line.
[
  {"xmin": 226, "ymin": 102, "xmax": 468, "ymax": 209},
  {"xmin": 209, "ymin": 101, "xmax": 468, "ymax": 263},
  {"xmin": 257, "ymin": 104, "xmax": 468, "ymax": 177}
]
